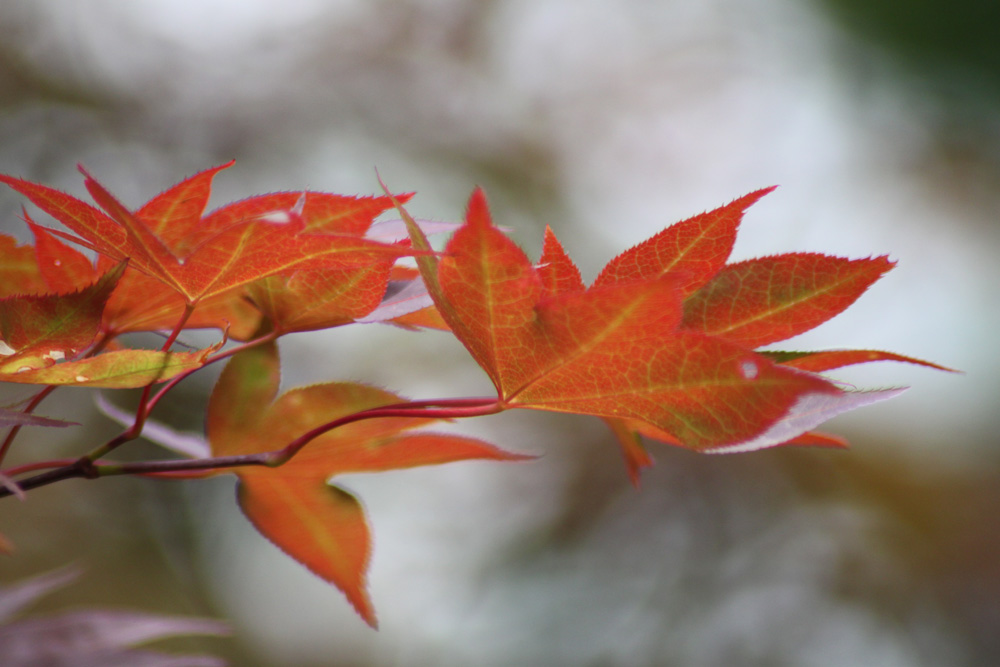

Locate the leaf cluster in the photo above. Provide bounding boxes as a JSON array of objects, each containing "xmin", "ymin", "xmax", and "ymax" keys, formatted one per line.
[{"xmin": 0, "ymin": 163, "xmax": 947, "ymax": 627}]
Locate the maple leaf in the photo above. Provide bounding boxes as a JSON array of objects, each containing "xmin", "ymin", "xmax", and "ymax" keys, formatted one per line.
[
  {"xmin": 0, "ymin": 163, "xmax": 416, "ymax": 304},
  {"xmin": 584, "ymin": 193, "xmax": 947, "ymax": 474},
  {"xmin": 99, "ymin": 262, "xmax": 262, "ymax": 340},
  {"xmin": 400, "ymin": 188, "xmax": 840, "ymax": 451},
  {"xmin": 387, "ymin": 183, "xmax": 949, "ymax": 482},
  {"xmin": 206, "ymin": 341, "xmax": 527, "ymax": 627}
]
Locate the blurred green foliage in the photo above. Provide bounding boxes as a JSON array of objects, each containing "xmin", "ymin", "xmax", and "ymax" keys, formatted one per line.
[
  {"xmin": 823, "ymin": 0, "xmax": 1000, "ymax": 89},
  {"xmin": 821, "ymin": 0, "xmax": 1000, "ymax": 135}
]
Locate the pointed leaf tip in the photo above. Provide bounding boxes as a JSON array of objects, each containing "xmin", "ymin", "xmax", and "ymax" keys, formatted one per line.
[
  {"xmin": 594, "ymin": 186, "xmax": 778, "ymax": 295},
  {"xmin": 765, "ymin": 349, "xmax": 956, "ymax": 373},
  {"xmin": 538, "ymin": 226, "xmax": 585, "ymax": 294},
  {"xmin": 604, "ymin": 418, "xmax": 655, "ymax": 488},
  {"xmin": 466, "ymin": 188, "xmax": 492, "ymax": 229}
]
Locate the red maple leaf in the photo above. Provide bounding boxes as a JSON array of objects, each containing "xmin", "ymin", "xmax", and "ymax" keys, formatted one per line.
[
  {"xmin": 390, "ymin": 185, "xmax": 946, "ymax": 482},
  {"xmin": 402, "ymin": 188, "xmax": 836, "ymax": 447},
  {"xmin": 0, "ymin": 162, "xmax": 415, "ymax": 304}
]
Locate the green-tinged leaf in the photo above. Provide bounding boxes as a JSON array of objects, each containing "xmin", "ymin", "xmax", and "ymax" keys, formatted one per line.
[
  {"xmin": 0, "ymin": 261, "xmax": 126, "ymax": 369},
  {"xmin": 0, "ymin": 348, "xmax": 210, "ymax": 387},
  {"xmin": 206, "ymin": 340, "xmax": 280, "ymax": 448}
]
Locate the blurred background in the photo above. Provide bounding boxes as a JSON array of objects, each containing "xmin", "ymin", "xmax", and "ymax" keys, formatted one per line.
[{"xmin": 0, "ymin": 0, "xmax": 997, "ymax": 664}]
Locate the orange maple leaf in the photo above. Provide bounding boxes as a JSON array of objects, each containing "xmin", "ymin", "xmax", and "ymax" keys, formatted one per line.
[{"xmin": 206, "ymin": 341, "xmax": 527, "ymax": 627}]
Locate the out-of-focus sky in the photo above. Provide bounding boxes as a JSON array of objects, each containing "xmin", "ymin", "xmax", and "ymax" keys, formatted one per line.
[{"xmin": 1, "ymin": 1, "xmax": 998, "ymax": 665}]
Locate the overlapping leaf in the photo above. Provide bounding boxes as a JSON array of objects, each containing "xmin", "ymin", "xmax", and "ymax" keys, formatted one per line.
[
  {"xmin": 0, "ymin": 348, "xmax": 214, "ymax": 388},
  {"xmin": 206, "ymin": 341, "xmax": 526, "ymax": 627},
  {"xmin": 0, "ymin": 252, "xmax": 217, "ymax": 387},
  {"xmin": 243, "ymin": 221, "xmax": 465, "ymax": 332},
  {"xmin": 0, "ymin": 260, "xmax": 124, "ymax": 371},
  {"xmin": 0, "ymin": 163, "xmax": 415, "ymax": 303},
  {"xmin": 27, "ymin": 218, "xmax": 260, "ymax": 338},
  {"xmin": 245, "ymin": 263, "xmax": 393, "ymax": 334}
]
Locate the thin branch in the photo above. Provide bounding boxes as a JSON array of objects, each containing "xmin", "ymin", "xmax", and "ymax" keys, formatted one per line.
[
  {"xmin": 159, "ymin": 302, "xmax": 196, "ymax": 351},
  {"xmin": 1, "ymin": 462, "xmax": 94, "ymax": 495},
  {"xmin": 0, "ymin": 397, "xmax": 507, "ymax": 498},
  {"xmin": 97, "ymin": 453, "xmax": 272, "ymax": 477},
  {"xmin": 80, "ymin": 303, "xmax": 197, "ymax": 462},
  {"xmin": 271, "ymin": 397, "xmax": 504, "ymax": 465}
]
